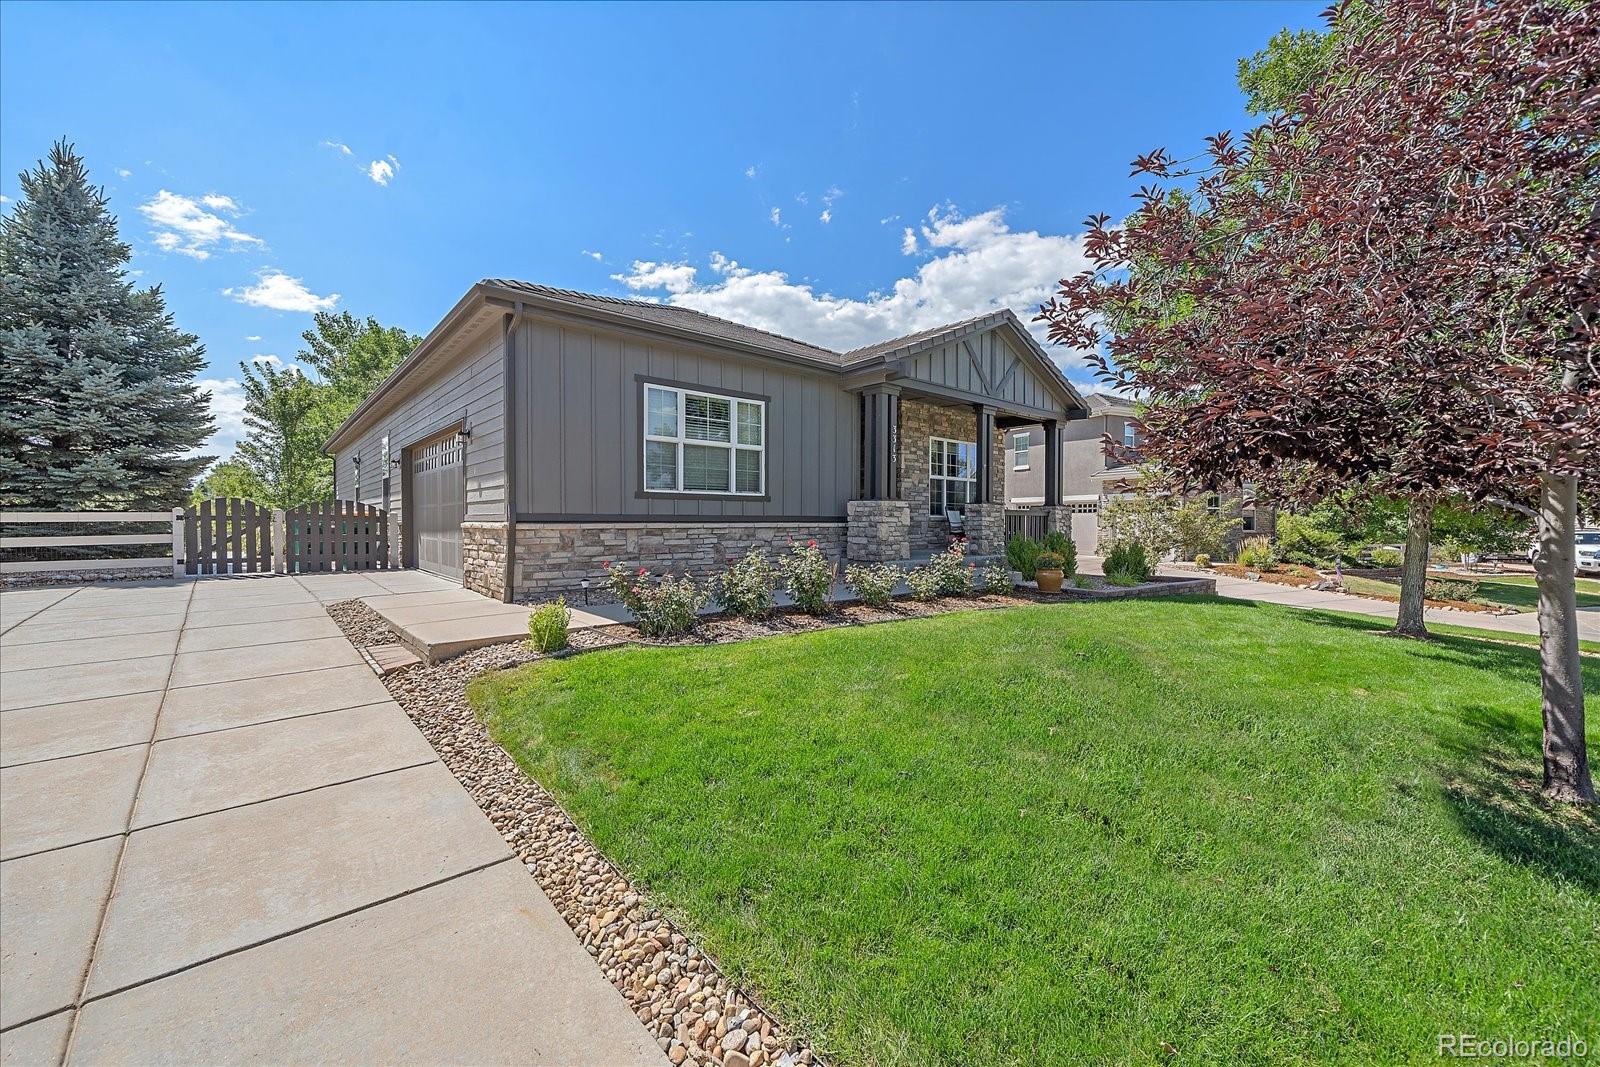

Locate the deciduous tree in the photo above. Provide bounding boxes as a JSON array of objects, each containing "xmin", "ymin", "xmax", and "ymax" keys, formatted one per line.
[{"xmin": 1040, "ymin": 0, "xmax": 1598, "ymax": 801}]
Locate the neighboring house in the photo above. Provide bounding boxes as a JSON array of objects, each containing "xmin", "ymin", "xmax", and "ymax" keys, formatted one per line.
[
  {"xmin": 325, "ymin": 280, "xmax": 1089, "ymax": 601},
  {"xmin": 1006, "ymin": 393, "xmax": 1273, "ymax": 558}
]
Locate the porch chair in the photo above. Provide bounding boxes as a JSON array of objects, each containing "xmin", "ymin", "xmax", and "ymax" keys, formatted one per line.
[{"xmin": 947, "ymin": 508, "xmax": 966, "ymax": 540}]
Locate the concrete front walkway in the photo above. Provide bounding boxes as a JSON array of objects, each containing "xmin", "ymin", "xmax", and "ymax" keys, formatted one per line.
[
  {"xmin": 1125, "ymin": 561, "xmax": 1600, "ymax": 642},
  {"xmin": 0, "ymin": 573, "xmax": 664, "ymax": 1066}
]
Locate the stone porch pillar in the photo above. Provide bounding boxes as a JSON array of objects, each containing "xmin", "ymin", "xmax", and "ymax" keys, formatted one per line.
[{"xmin": 849, "ymin": 386, "xmax": 909, "ymax": 561}]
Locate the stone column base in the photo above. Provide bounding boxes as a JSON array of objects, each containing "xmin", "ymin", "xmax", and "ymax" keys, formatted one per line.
[
  {"xmin": 847, "ymin": 500, "xmax": 910, "ymax": 562},
  {"xmin": 462, "ymin": 522, "xmax": 510, "ymax": 601},
  {"xmin": 1041, "ymin": 506, "xmax": 1072, "ymax": 539},
  {"xmin": 964, "ymin": 503, "xmax": 1006, "ymax": 555}
]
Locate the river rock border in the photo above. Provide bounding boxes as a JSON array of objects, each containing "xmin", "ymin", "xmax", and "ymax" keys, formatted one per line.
[{"xmin": 325, "ymin": 599, "xmax": 821, "ymax": 1067}]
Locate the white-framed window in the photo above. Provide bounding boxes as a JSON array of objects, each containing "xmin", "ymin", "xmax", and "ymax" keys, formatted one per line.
[
  {"xmin": 643, "ymin": 383, "xmax": 765, "ymax": 495},
  {"xmin": 929, "ymin": 437, "xmax": 977, "ymax": 518},
  {"xmin": 1206, "ymin": 493, "xmax": 1221, "ymax": 513},
  {"xmin": 1122, "ymin": 421, "xmax": 1141, "ymax": 448},
  {"xmin": 1012, "ymin": 432, "xmax": 1030, "ymax": 470}
]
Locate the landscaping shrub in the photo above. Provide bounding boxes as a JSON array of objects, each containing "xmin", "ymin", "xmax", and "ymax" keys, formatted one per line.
[
  {"xmin": 1275, "ymin": 512, "xmax": 1343, "ymax": 566},
  {"xmin": 1193, "ymin": 552, "xmax": 1212, "ymax": 568},
  {"xmin": 1425, "ymin": 576, "xmax": 1483, "ymax": 604},
  {"xmin": 1006, "ymin": 535, "xmax": 1041, "ymax": 580},
  {"xmin": 1236, "ymin": 536, "xmax": 1276, "ymax": 570},
  {"xmin": 980, "ymin": 563, "xmax": 1012, "ymax": 595},
  {"xmin": 1172, "ymin": 495, "xmax": 1244, "ymax": 559},
  {"xmin": 1040, "ymin": 531, "xmax": 1077, "ymax": 576},
  {"xmin": 604, "ymin": 563, "xmax": 709, "ymax": 637},
  {"xmin": 905, "ymin": 564, "xmax": 943, "ymax": 600},
  {"xmin": 1104, "ymin": 572, "xmax": 1141, "ymax": 587},
  {"xmin": 779, "ymin": 539, "xmax": 836, "ymax": 614},
  {"xmin": 845, "ymin": 562, "xmax": 902, "ymax": 608},
  {"xmin": 924, "ymin": 540, "xmax": 975, "ymax": 595},
  {"xmin": 713, "ymin": 548, "xmax": 778, "ymax": 619},
  {"xmin": 1370, "ymin": 547, "xmax": 1403, "ymax": 568},
  {"xmin": 1102, "ymin": 541, "xmax": 1152, "ymax": 583},
  {"xmin": 526, "ymin": 598, "xmax": 571, "ymax": 653},
  {"xmin": 1035, "ymin": 550, "xmax": 1065, "ymax": 572}
]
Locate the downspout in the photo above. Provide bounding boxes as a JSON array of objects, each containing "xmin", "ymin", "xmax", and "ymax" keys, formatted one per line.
[{"xmin": 500, "ymin": 305, "xmax": 522, "ymax": 603}]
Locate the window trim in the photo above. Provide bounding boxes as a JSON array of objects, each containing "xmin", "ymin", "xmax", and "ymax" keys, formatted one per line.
[
  {"xmin": 1012, "ymin": 431, "xmax": 1031, "ymax": 471},
  {"xmin": 928, "ymin": 436, "xmax": 978, "ymax": 518},
  {"xmin": 640, "ymin": 381, "xmax": 767, "ymax": 498},
  {"xmin": 1122, "ymin": 421, "xmax": 1140, "ymax": 448}
]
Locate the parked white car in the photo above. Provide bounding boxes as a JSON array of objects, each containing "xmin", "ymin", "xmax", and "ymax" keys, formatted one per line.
[{"xmin": 1577, "ymin": 530, "xmax": 1600, "ymax": 576}]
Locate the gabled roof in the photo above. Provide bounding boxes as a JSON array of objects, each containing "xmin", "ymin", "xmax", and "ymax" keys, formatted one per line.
[
  {"xmin": 1085, "ymin": 392, "xmax": 1140, "ymax": 416},
  {"xmin": 485, "ymin": 279, "xmax": 843, "ymax": 366}
]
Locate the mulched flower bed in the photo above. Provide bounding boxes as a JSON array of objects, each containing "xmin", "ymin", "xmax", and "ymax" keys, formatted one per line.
[{"xmin": 1208, "ymin": 562, "xmax": 1505, "ymax": 614}]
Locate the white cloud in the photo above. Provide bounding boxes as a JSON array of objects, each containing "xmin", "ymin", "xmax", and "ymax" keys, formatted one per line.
[
  {"xmin": 822, "ymin": 185, "xmax": 843, "ymax": 208},
  {"xmin": 244, "ymin": 334, "xmax": 263, "ymax": 342},
  {"xmin": 139, "ymin": 190, "xmax": 262, "ymax": 260},
  {"xmin": 224, "ymin": 270, "xmax": 340, "ymax": 313},
  {"xmin": 250, "ymin": 353, "xmax": 283, "ymax": 368},
  {"xmin": 0, "ymin": 195, "xmax": 9, "ymax": 204},
  {"xmin": 611, "ymin": 260, "xmax": 697, "ymax": 295},
  {"xmin": 367, "ymin": 156, "xmax": 398, "ymax": 185},
  {"xmin": 197, "ymin": 377, "xmax": 248, "ymax": 456},
  {"xmin": 880, "ymin": 214, "xmax": 900, "ymax": 225},
  {"xmin": 581, "ymin": 249, "xmax": 603, "ymax": 262},
  {"xmin": 116, "ymin": 168, "xmax": 131, "ymax": 179},
  {"xmin": 608, "ymin": 203, "xmax": 1095, "ymax": 365},
  {"xmin": 321, "ymin": 140, "xmax": 353, "ymax": 156},
  {"xmin": 900, "ymin": 227, "xmax": 918, "ymax": 255},
  {"xmin": 744, "ymin": 165, "xmax": 757, "ymax": 179},
  {"xmin": 769, "ymin": 207, "xmax": 784, "ymax": 228},
  {"xmin": 819, "ymin": 209, "xmax": 832, "ymax": 224}
]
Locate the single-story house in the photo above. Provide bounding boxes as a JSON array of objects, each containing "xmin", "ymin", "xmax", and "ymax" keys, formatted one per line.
[
  {"xmin": 1006, "ymin": 392, "xmax": 1274, "ymax": 558},
  {"xmin": 325, "ymin": 280, "xmax": 1090, "ymax": 601}
]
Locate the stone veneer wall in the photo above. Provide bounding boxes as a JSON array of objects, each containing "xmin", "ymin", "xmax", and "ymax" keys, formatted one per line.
[
  {"xmin": 846, "ymin": 500, "xmax": 911, "ymax": 561},
  {"xmin": 462, "ymin": 522, "xmax": 509, "ymax": 601},
  {"xmin": 898, "ymin": 400, "xmax": 1006, "ymax": 550},
  {"xmin": 513, "ymin": 521, "xmax": 847, "ymax": 597}
]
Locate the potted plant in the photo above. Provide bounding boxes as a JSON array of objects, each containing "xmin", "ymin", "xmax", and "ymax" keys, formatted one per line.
[{"xmin": 1034, "ymin": 550, "xmax": 1065, "ymax": 593}]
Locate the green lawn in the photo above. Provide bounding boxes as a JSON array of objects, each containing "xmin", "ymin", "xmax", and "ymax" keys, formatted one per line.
[
  {"xmin": 472, "ymin": 599, "xmax": 1599, "ymax": 1066},
  {"xmin": 1341, "ymin": 572, "xmax": 1600, "ymax": 613}
]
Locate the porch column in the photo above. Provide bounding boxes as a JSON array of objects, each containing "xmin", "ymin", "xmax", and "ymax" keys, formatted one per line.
[
  {"xmin": 1043, "ymin": 418, "xmax": 1061, "ymax": 507},
  {"xmin": 861, "ymin": 386, "xmax": 901, "ymax": 500},
  {"xmin": 973, "ymin": 404, "xmax": 996, "ymax": 504}
]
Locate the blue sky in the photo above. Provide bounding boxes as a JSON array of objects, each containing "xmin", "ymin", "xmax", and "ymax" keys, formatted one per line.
[{"xmin": 1, "ymin": 0, "xmax": 1320, "ymax": 457}]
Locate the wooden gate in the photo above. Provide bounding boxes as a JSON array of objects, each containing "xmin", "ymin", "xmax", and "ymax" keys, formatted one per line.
[
  {"xmin": 284, "ymin": 500, "xmax": 389, "ymax": 573},
  {"xmin": 185, "ymin": 497, "xmax": 273, "ymax": 575}
]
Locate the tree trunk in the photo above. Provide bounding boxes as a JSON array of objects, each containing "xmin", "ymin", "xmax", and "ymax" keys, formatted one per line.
[
  {"xmin": 1534, "ymin": 469, "xmax": 1594, "ymax": 803},
  {"xmin": 1393, "ymin": 496, "xmax": 1432, "ymax": 638}
]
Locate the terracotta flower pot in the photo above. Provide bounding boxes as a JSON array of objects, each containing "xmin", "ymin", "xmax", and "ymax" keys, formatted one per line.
[{"xmin": 1036, "ymin": 567, "xmax": 1064, "ymax": 593}]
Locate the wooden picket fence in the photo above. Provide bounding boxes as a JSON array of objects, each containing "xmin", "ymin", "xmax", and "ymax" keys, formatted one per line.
[
  {"xmin": 185, "ymin": 497, "xmax": 273, "ymax": 575},
  {"xmin": 284, "ymin": 500, "xmax": 389, "ymax": 573},
  {"xmin": 180, "ymin": 498, "xmax": 389, "ymax": 575}
]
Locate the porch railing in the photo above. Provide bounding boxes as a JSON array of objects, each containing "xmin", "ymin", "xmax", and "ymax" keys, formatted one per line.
[{"xmin": 1005, "ymin": 508, "xmax": 1049, "ymax": 542}]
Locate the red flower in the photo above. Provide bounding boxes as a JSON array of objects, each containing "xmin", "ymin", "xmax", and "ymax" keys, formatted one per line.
[
  {"xmin": 601, "ymin": 560, "xmax": 611, "ymax": 568},
  {"xmin": 807, "ymin": 539, "xmax": 817, "ymax": 548},
  {"xmin": 638, "ymin": 566, "xmax": 649, "ymax": 576}
]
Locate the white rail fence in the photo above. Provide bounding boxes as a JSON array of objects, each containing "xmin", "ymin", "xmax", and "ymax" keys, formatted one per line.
[{"xmin": 0, "ymin": 511, "xmax": 180, "ymax": 575}]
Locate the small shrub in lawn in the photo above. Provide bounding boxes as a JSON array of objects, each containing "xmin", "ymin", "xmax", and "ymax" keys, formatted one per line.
[
  {"xmin": 905, "ymin": 564, "xmax": 943, "ymax": 601},
  {"xmin": 1006, "ymin": 535, "xmax": 1041, "ymax": 580},
  {"xmin": 604, "ymin": 563, "xmax": 709, "ymax": 637},
  {"xmin": 1237, "ymin": 536, "xmax": 1276, "ymax": 570},
  {"xmin": 925, "ymin": 540, "xmax": 975, "ymax": 595},
  {"xmin": 1425, "ymin": 577, "xmax": 1482, "ymax": 603},
  {"xmin": 526, "ymin": 598, "xmax": 571, "ymax": 653},
  {"xmin": 845, "ymin": 562, "xmax": 902, "ymax": 608},
  {"xmin": 1193, "ymin": 552, "xmax": 1212, "ymax": 568},
  {"xmin": 714, "ymin": 548, "xmax": 778, "ymax": 619},
  {"xmin": 1105, "ymin": 572, "xmax": 1141, "ymax": 587},
  {"xmin": 1102, "ymin": 541, "xmax": 1153, "ymax": 583},
  {"xmin": 1371, "ymin": 547, "xmax": 1403, "ymax": 568},
  {"xmin": 1040, "ymin": 531, "xmax": 1077, "ymax": 575},
  {"xmin": 779, "ymin": 539, "xmax": 837, "ymax": 614},
  {"xmin": 980, "ymin": 563, "xmax": 1013, "ymax": 595}
]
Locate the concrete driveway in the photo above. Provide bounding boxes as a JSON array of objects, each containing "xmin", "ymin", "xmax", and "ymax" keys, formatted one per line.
[{"xmin": 0, "ymin": 573, "xmax": 664, "ymax": 1066}]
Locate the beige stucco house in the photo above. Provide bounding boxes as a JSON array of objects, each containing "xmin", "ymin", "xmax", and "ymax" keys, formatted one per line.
[
  {"xmin": 325, "ymin": 280, "xmax": 1090, "ymax": 601},
  {"xmin": 1005, "ymin": 393, "xmax": 1273, "ymax": 558}
]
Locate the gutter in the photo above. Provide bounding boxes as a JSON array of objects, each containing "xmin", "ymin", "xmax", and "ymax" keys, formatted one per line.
[{"xmin": 500, "ymin": 305, "xmax": 522, "ymax": 603}]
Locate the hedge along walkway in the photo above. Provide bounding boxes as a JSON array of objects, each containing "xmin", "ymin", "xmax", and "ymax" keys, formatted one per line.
[{"xmin": 0, "ymin": 572, "xmax": 663, "ymax": 1066}]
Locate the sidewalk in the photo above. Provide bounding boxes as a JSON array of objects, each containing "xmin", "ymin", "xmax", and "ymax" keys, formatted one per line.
[{"xmin": 0, "ymin": 573, "xmax": 664, "ymax": 1066}]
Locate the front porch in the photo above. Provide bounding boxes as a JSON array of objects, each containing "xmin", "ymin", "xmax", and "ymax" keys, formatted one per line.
[{"xmin": 846, "ymin": 387, "xmax": 1074, "ymax": 562}]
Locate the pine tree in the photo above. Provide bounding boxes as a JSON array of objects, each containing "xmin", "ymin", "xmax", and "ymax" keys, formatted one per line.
[{"xmin": 0, "ymin": 140, "xmax": 214, "ymax": 510}]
